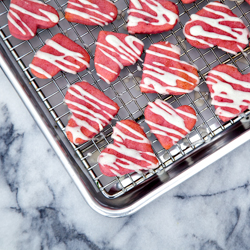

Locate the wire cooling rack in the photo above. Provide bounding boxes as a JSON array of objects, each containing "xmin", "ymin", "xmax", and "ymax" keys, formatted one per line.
[{"xmin": 1, "ymin": 0, "xmax": 250, "ymax": 199}]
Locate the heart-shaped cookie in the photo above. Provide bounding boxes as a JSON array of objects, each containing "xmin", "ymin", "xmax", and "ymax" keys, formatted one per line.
[
  {"xmin": 65, "ymin": 0, "xmax": 117, "ymax": 27},
  {"xmin": 94, "ymin": 31, "xmax": 144, "ymax": 84},
  {"xmin": 127, "ymin": 0, "xmax": 179, "ymax": 34},
  {"xmin": 98, "ymin": 120, "xmax": 159, "ymax": 177},
  {"xmin": 30, "ymin": 33, "xmax": 90, "ymax": 79},
  {"xmin": 140, "ymin": 41, "xmax": 199, "ymax": 95},
  {"xmin": 8, "ymin": 0, "xmax": 59, "ymax": 40},
  {"xmin": 206, "ymin": 64, "xmax": 250, "ymax": 122},
  {"xmin": 145, "ymin": 99, "xmax": 197, "ymax": 150},
  {"xmin": 184, "ymin": 2, "xmax": 249, "ymax": 55},
  {"xmin": 65, "ymin": 81, "xmax": 119, "ymax": 145}
]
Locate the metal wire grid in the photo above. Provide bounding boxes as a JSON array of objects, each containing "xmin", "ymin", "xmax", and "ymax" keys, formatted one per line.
[{"xmin": 1, "ymin": 0, "xmax": 250, "ymax": 198}]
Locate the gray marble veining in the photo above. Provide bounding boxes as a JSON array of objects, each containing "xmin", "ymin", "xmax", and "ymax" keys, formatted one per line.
[{"xmin": 1, "ymin": 68, "xmax": 250, "ymax": 250}]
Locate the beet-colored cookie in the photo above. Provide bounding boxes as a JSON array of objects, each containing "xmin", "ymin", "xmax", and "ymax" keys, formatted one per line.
[
  {"xmin": 140, "ymin": 41, "xmax": 199, "ymax": 95},
  {"xmin": 98, "ymin": 120, "xmax": 159, "ymax": 177},
  {"xmin": 8, "ymin": 0, "xmax": 59, "ymax": 40},
  {"xmin": 184, "ymin": 2, "xmax": 249, "ymax": 54},
  {"xmin": 94, "ymin": 31, "xmax": 144, "ymax": 84},
  {"xmin": 145, "ymin": 99, "xmax": 197, "ymax": 150},
  {"xmin": 65, "ymin": 0, "xmax": 117, "ymax": 27},
  {"xmin": 127, "ymin": 0, "xmax": 179, "ymax": 34},
  {"xmin": 29, "ymin": 34, "xmax": 90, "ymax": 79},
  {"xmin": 206, "ymin": 64, "xmax": 250, "ymax": 122},
  {"xmin": 64, "ymin": 81, "xmax": 119, "ymax": 145}
]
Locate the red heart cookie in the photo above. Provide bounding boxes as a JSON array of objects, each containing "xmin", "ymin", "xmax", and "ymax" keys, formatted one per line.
[
  {"xmin": 184, "ymin": 2, "xmax": 249, "ymax": 55},
  {"xmin": 30, "ymin": 33, "xmax": 90, "ymax": 79},
  {"xmin": 140, "ymin": 41, "xmax": 199, "ymax": 95},
  {"xmin": 65, "ymin": 0, "xmax": 117, "ymax": 27},
  {"xmin": 206, "ymin": 64, "xmax": 250, "ymax": 122},
  {"xmin": 94, "ymin": 31, "xmax": 144, "ymax": 84},
  {"xmin": 98, "ymin": 120, "xmax": 159, "ymax": 177},
  {"xmin": 127, "ymin": 0, "xmax": 179, "ymax": 34},
  {"xmin": 145, "ymin": 99, "xmax": 197, "ymax": 150},
  {"xmin": 8, "ymin": 0, "xmax": 59, "ymax": 40},
  {"xmin": 64, "ymin": 81, "xmax": 120, "ymax": 145}
]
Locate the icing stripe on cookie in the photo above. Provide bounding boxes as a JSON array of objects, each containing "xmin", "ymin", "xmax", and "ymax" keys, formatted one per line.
[
  {"xmin": 29, "ymin": 64, "xmax": 52, "ymax": 78},
  {"xmin": 95, "ymin": 63, "xmax": 118, "ymax": 75},
  {"xmin": 184, "ymin": 2, "xmax": 249, "ymax": 54},
  {"xmin": 145, "ymin": 99, "xmax": 197, "ymax": 143},
  {"xmin": 140, "ymin": 42, "xmax": 199, "ymax": 95},
  {"xmin": 206, "ymin": 69, "xmax": 250, "ymax": 119}
]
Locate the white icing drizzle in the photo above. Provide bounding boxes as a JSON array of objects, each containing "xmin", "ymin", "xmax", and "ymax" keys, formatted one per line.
[
  {"xmin": 95, "ymin": 63, "xmax": 118, "ymax": 75},
  {"xmin": 96, "ymin": 73, "xmax": 111, "ymax": 84},
  {"xmin": 30, "ymin": 38, "xmax": 89, "ymax": 77},
  {"xmin": 38, "ymin": 9, "xmax": 59, "ymax": 23},
  {"xmin": 65, "ymin": 8, "xmax": 105, "ymax": 26},
  {"xmin": 98, "ymin": 121, "xmax": 158, "ymax": 173},
  {"xmin": 103, "ymin": 110, "xmax": 114, "ymax": 119},
  {"xmin": 105, "ymin": 35, "xmax": 143, "ymax": 62},
  {"xmin": 8, "ymin": 1, "xmax": 59, "ymax": 37},
  {"xmin": 65, "ymin": 0, "xmax": 116, "ymax": 27},
  {"xmin": 69, "ymin": 114, "xmax": 99, "ymax": 133},
  {"xmin": 183, "ymin": 2, "xmax": 249, "ymax": 54},
  {"xmin": 78, "ymin": 0, "xmax": 98, "ymax": 8},
  {"xmin": 68, "ymin": 2, "xmax": 83, "ymax": 8},
  {"xmin": 29, "ymin": 63, "xmax": 51, "ymax": 78},
  {"xmin": 206, "ymin": 69, "xmax": 250, "ymax": 119},
  {"xmin": 140, "ymin": 42, "xmax": 199, "ymax": 94},
  {"xmin": 97, "ymin": 48, "xmax": 124, "ymax": 69},
  {"xmin": 130, "ymin": 0, "xmax": 143, "ymax": 9},
  {"xmin": 95, "ymin": 33, "xmax": 143, "ymax": 83},
  {"xmin": 86, "ymin": 8, "xmax": 113, "ymax": 21},
  {"xmin": 26, "ymin": 0, "xmax": 46, "ymax": 5},
  {"xmin": 145, "ymin": 99, "xmax": 196, "ymax": 143},
  {"xmin": 125, "ymin": 36, "xmax": 144, "ymax": 55},
  {"xmin": 110, "ymin": 169, "xmax": 122, "ymax": 177},
  {"xmin": 65, "ymin": 83, "xmax": 118, "ymax": 144},
  {"xmin": 152, "ymin": 43, "xmax": 181, "ymax": 54},
  {"xmin": 127, "ymin": 0, "xmax": 178, "ymax": 30},
  {"xmin": 66, "ymin": 119, "xmax": 91, "ymax": 142},
  {"xmin": 175, "ymin": 108, "xmax": 197, "ymax": 119}
]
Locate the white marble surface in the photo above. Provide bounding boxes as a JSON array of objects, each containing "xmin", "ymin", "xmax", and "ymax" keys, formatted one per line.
[{"xmin": 1, "ymin": 67, "xmax": 250, "ymax": 250}]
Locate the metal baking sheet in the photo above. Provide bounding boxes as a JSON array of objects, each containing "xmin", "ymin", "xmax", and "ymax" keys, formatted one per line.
[{"xmin": 1, "ymin": 0, "xmax": 250, "ymax": 216}]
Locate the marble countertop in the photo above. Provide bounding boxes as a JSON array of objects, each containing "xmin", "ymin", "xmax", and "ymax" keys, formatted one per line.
[{"xmin": 1, "ymin": 67, "xmax": 250, "ymax": 250}]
